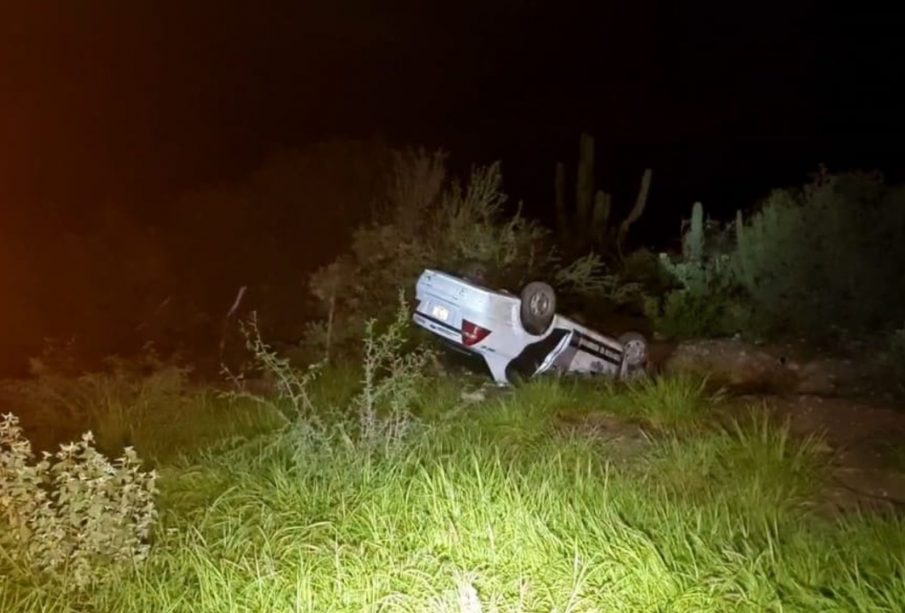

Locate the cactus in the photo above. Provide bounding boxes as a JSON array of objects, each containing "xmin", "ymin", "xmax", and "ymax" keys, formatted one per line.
[
  {"xmin": 660, "ymin": 201, "xmax": 710, "ymax": 296},
  {"xmin": 684, "ymin": 201, "xmax": 704, "ymax": 262},
  {"xmin": 576, "ymin": 133, "xmax": 595, "ymax": 234},
  {"xmin": 617, "ymin": 168, "xmax": 653, "ymax": 258},
  {"xmin": 590, "ymin": 190, "xmax": 611, "ymax": 245},
  {"xmin": 554, "ymin": 132, "xmax": 651, "ymax": 258},
  {"xmin": 554, "ymin": 162, "xmax": 567, "ymax": 237}
]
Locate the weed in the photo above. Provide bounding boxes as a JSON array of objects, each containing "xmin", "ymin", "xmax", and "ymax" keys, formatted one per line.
[
  {"xmin": 354, "ymin": 299, "xmax": 432, "ymax": 448},
  {"xmin": 223, "ymin": 311, "xmax": 324, "ymax": 423},
  {"xmin": 0, "ymin": 414, "xmax": 157, "ymax": 590}
]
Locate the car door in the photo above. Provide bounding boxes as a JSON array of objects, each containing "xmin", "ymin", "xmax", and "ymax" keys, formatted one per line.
[{"xmin": 531, "ymin": 329, "xmax": 577, "ymax": 376}]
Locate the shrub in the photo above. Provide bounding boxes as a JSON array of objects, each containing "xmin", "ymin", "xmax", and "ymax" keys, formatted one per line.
[
  {"xmin": 5, "ymin": 346, "xmax": 190, "ymax": 457},
  {"xmin": 651, "ymin": 169, "xmax": 905, "ymax": 341},
  {"xmin": 228, "ymin": 294, "xmax": 432, "ymax": 451},
  {"xmin": 303, "ymin": 149, "xmax": 612, "ymax": 358},
  {"xmin": 645, "ymin": 289, "xmax": 747, "ymax": 340},
  {"xmin": 354, "ymin": 293, "xmax": 434, "ymax": 448},
  {"xmin": 223, "ymin": 311, "xmax": 323, "ymax": 423},
  {"xmin": 733, "ymin": 169, "xmax": 905, "ymax": 338},
  {"xmin": 0, "ymin": 413, "xmax": 157, "ymax": 589}
]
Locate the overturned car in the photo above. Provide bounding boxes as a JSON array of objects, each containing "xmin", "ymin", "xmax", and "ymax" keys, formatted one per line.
[{"xmin": 412, "ymin": 268, "xmax": 648, "ymax": 384}]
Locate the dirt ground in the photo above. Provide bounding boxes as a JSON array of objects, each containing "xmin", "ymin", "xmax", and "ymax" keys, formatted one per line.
[
  {"xmin": 748, "ymin": 393, "xmax": 905, "ymax": 514},
  {"xmin": 649, "ymin": 337, "xmax": 905, "ymax": 514},
  {"xmin": 549, "ymin": 389, "xmax": 905, "ymax": 516}
]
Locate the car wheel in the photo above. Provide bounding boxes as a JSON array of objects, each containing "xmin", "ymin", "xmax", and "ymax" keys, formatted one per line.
[
  {"xmin": 618, "ymin": 332, "xmax": 648, "ymax": 373},
  {"xmin": 519, "ymin": 281, "xmax": 556, "ymax": 335}
]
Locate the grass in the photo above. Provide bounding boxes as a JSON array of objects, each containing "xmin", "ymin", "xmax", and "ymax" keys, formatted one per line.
[{"xmin": 2, "ymin": 369, "xmax": 905, "ymax": 611}]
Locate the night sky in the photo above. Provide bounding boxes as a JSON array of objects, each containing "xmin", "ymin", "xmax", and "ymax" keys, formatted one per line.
[
  {"xmin": 4, "ymin": 2, "xmax": 903, "ymax": 242},
  {"xmin": 1, "ymin": 1, "xmax": 904, "ymax": 372}
]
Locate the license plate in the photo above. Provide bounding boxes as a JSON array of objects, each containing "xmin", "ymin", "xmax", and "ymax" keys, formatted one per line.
[{"xmin": 431, "ymin": 305, "xmax": 449, "ymax": 321}]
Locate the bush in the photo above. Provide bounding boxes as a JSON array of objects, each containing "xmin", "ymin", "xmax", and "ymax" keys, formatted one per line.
[
  {"xmin": 651, "ymin": 170, "xmax": 905, "ymax": 341},
  {"xmin": 0, "ymin": 414, "xmax": 157, "ymax": 589},
  {"xmin": 301, "ymin": 149, "xmax": 641, "ymax": 363},
  {"xmin": 4, "ymin": 346, "xmax": 190, "ymax": 456},
  {"xmin": 645, "ymin": 289, "xmax": 747, "ymax": 340},
  {"xmin": 224, "ymin": 311, "xmax": 323, "ymax": 423},
  {"xmin": 301, "ymin": 150, "xmax": 559, "ymax": 357},
  {"xmin": 227, "ymin": 294, "xmax": 433, "ymax": 451},
  {"xmin": 354, "ymin": 294, "xmax": 434, "ymax": 448},
  {"xmin": 734, "ymin": 169, "xmax": 905, "ymax": 338}
]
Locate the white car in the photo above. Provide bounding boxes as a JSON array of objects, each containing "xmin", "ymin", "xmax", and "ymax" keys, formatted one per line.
[{"xmin": 412, "ymin": 268, "xmax": 648, "ymax": 384}]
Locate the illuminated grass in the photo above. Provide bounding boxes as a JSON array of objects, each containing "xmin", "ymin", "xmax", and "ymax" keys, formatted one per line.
[
  {"xmin": 2, "ymin": 376, "xmax": 904, "ymax": 611},
  {"xmin": 600, "ymin": 373, "xmax": 724, "ymax": 430}
]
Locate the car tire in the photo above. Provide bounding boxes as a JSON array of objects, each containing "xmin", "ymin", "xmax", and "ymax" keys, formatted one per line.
[
  {"xmin": 519, "ymin": 281, "xmax": 556, "ymax": 335},
  {"xmin": 618, "ymin": 332, "xmax": 648, "ymax": 374}
]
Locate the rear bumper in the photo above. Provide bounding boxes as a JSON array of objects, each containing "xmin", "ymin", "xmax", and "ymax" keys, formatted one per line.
[
  {"xmin": 413, "ymin": 312, "xmax": 461, "ymax": 344},
  {"xmin": 414, "ymin": 311, "xmax": 496, "ymax": 361}
]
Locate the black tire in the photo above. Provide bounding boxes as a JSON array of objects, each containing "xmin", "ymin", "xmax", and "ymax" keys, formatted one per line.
[
  {"xmin": 519, "ymin": 281, "xmax": 556, "ymax": 335},
  {"xmin": 618, "ymin": 332, "xmax": 648, "ymax": 374}
]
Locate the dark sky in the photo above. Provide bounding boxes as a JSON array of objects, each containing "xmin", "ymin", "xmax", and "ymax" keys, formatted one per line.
[{"xmin": 2, "ymin": 2, "xmax": 903, "ymax": 241}]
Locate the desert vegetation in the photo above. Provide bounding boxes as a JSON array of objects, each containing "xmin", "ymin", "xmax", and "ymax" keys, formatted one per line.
[
  {"xmin": 2, "ymin": 145, "xmax": 905, "ymax": 610},
  {"xmin": 649, "ymin": 168, "xmax": 905, "ymax": 343}
]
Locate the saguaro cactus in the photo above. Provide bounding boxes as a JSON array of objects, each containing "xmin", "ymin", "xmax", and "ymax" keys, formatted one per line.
[
  {"xmin": 576, "ymin": 132, "xmax": 595, "ymax": 235},
  {"xmin": 554, "ymin": 132, "xmax": 652, "ymax": 258},
  {"xmin": 590, "ymin": 190, "xmax": 612, "ymax": 245},
  {"xmin": 617, "ymin": 167, "xmax": 653, "ymax": 258},
  {"xmin": 685, "ymin": 201, "xmax": 704, "ymax": 262}
]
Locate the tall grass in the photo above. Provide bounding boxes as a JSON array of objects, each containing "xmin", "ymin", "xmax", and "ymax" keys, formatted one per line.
[{"xmin": 3, "ymin": 365, "xmax": 904, "ymax": 610}]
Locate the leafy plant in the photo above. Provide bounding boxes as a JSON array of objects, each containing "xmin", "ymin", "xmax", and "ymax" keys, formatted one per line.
[
  {"xmin": 554, "ymin": 252, "xmax": 643, "ymax": 305},
  {"xmin": 650, "ymin": 170, "xmax": 905, "ymax": 342},
  {"xmin": 224, "ymin": 311, "xmax": 323, "ymax": 422},
  {"xmin": 0, "ymin": 413, "xmax": 157, "ymax": 590},
  {"xmin": 644, "ymin": 290, "xmax": 746, "ymax": 339}
]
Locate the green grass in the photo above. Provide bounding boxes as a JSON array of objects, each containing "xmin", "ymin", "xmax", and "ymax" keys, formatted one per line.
[
  {"xmin": 597, "ymin": 373, "xmax": 725, "ymax": 430},
  {"xmin": 2, "ymin": 373, "xmax": 905, "ymax": 611}
]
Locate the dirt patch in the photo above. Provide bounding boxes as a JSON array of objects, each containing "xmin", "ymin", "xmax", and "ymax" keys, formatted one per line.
[
  {"xmin": 736, "ymin": 393, "xmax": 905, "ymax": 515},
  {"xmin": 656, "ymin": 337, "xmax": 902, "ymax": 400},
  {"xmin": 554, "ymin": 390, "xmax": 905, "ymax": 516}
]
